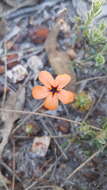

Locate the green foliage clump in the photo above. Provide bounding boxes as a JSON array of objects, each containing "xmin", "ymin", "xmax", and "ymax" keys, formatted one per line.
[
  {"xmin": 71, "ymin": 0, "xmax": 107, "ymax": 69},
  {"xmin": 73, "ymin": 92, "xmax": 93, "ymax": 112},
  {"xmin": 95, "ymin": 53, "xmax": 105, "ymax": 67},
  {"xmin": 80, "ymin": 122, "xmax": 96, "ymax": 137},
  {"xmin": 86, "ymin": 23, "xmax": 106, "ymax": 45},
  {"xmin": 79, "ymin": 118, "xmax": 107, "ymax": 149},
  {"xmin": 85, "ymin": 0, "xmax": 104, "ymax": 26},
  {"xmin": 94, "ymin": 118, "xmax": 107, "ymax": 148}
]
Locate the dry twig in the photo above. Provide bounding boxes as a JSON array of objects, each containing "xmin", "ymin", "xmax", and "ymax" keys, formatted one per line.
[
  {"xmin": 40, "ymin": 119, "xmax": 68, "ymax": 159},
  {"xmin": 1, "ymin": 42, "xmax": 8, "ymax": 106},
  {"xmin": 11, "ymin": 140, "xmax": 16, "ymax": 190},
  {"xmin": 65, "ymin": 149, "xmax": 101, "ymax": 181},
  {"xmin": 76, "ymin": 75, "xmax": 107, "ymax": 85},
  {"xmin": 0, "ymin": 108, "xmax": 101, "ymax": 131}
]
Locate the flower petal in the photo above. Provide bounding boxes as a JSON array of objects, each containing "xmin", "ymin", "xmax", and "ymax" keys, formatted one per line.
[
  {"xmin": 32, "ymin": 86, "xmax": 49, "ymax": 99},
  {"xmin": 54, "ymin": 74, "xmax": 71, "ymax": 89},
  {"xmin": 39, "ymin": 71, "xmax": 54, "ymax": 88},
  {"xmin": 43, "ymin": 94, "xmax": 58, "ymax": 110},
  {"xmin": 58, "ymin": 89, "xmax": 76, "ymax": 104}
]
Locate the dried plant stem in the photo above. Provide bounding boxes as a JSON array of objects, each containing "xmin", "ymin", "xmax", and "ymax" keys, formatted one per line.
[
  {"xmin": 66, "ymin": 147, "xmax": 105, "ymax": 181},
  {"xmin": 11, "ymin": 140, "xmax": 16, "ymax": 190},
  {"xmin": 0, "ymin": 161, "xmax": 21, "ymax": 182},
  {"xmin": 1, "ymin": 42, "xmax": 8, "ymax": 106},
  {"xmin": 14, "ymin": 134, "xmax": 72, "ymax": 139},
  {"xmin": 26, "ymin": 142, "xmax": 71, "ymax": 190},
  {"xmin": 91, "ymin": 88, "xmax": 106, "ymax": 113},
  {"xmin": 76, "ymin": 75, "xmax": 107, "ymax": 85},
  {"xmin": 11, "ymin": 102, "xmax": 44, "ymax": 134},
  {"xmin": 25, "ymin": 164, "xmax": 54, "ymax": 190},
  {"xmin": 83, "ymin": 99, "xmax": 95, "ymax": 122},
  {"xmin": 35, "ymin": 185, "xmax": 60, "ymax": 189},
  {"xmin": 0, "ymin": 108, "xmax": 101, "ymax": 131},
  {"xmin": 40, "ymin": 119, "xmax": 68, "ymax": 159}
]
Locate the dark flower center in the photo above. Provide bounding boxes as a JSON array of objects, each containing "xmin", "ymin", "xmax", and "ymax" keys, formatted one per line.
[{"xmin": 50, "ymin": 86, "xmax": 59, "ymax": 95}]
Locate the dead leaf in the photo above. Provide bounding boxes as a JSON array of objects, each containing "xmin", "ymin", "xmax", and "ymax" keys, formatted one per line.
[
  {"xmin": 7, "ymin": 61, "xmax": 20, "ymax": 69},
  {"xmin": 0, "ymin": 65, "xmax": 5, "ymax": 74},
  {"xmin": 7, "ymin": 53, "xmax": 19, "ymax": 69},
  {"xmin": 7, "ymin": 65, "xmax": 28, "ymax": 83},
  {"xmin": 28, "ymin": 55, "xmax": 43, "ymax": 78},
  {"xmin": 44, "ymin": 20, "xmax": 76, "ymax": 91},
  {"xmin": 0, "ymin": 87, "xmax": 25, "ymax": 156},
  {"xmin": 67, "ymin": 49, "xmax": 77, "ymax": 60},
  {"xmin": 31, "ymin": 136, "xmax": 50, "ymax": 157},
  {"xmin": 7, "ymin": 53, "xmax": 18, "ymax": 62},
  {"xmin": 1, "ymin": 54, "xmax": 19, "ymax": 69},
  {"xmin": 29, "ymin": 26, "xmax": 49, "ymax": 44}
]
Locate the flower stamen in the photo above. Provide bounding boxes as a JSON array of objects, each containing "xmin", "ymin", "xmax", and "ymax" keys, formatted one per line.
[{"xmin": 50, "ymin": 86, "xmax": 59, "ymax": 95}]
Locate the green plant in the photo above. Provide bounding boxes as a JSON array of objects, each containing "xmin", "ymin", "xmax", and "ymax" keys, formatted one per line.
[
  {"xmin": 72, "ymin": 92, "xmax": 93, "ymax": 112},
  {"xmin": 93, "ymin": 128, "xmax": 107, "ymax": 149},
  {"xmin": 83, "ymin": 0, "xmax": 105, "ymax": 41},
  {"xmin": 72, "ymin": 0, "xmax": 107, "ymax": 68},
  {"xmin": 85, "ymin": 0, "xmax": 104, "ymax": 25},
  {"xmin": 79, "ymin": 118, "xmax": 107, "ymax": 149},
  {"xmin": 80, "ymin": 122, "xmax": 96, "ymax": 137},
  {"xmin": 95, "ymin": 53, "xmax": 105, "ymax": 67},
  {"xmin": 86, "ymin": 22, "xmax": 106, "ymax": 45}
]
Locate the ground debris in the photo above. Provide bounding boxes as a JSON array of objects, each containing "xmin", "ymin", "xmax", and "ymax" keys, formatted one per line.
[
  {"xmin": 31, "ymin": 136, "xmax": 51, "ymax": 157},
  {"xmin": 0, "ymin": 86, "xmax": 25, "ymax": 156},
  {"xmin": 27, "ymin": 55, "xmax": 43, "ymax": 78},
  {"xmin": 56, "ymin": 121, "xmax": 70, "ymax": 134},
  {"xmin": 29, "ymin": 26, "xmax": 49, "ymax": 44},
  {"xmin": 67, "ymin": 48, "xmax": 77, "ymax": 60},
  {"xmin": 0, "ymin": 171, "xmax": 11, "ymax": 190},
  {"xmin": 0, "ymin": 18, "xmax": 8, "ymax": 40},
  {"xmin": 45, "ymin": 19, "xmax": 76, "ymax": 91},
  {"xmin": 0, "ymin": 0, "xmax": 106, "ymax": 189},
  {"xmin": 25, "ymin": 121, "xmax": 40, "ymax": 136},
  {"xmin": 7, "ymin": 65, "xmax": 28, "ymax": 83},
  {"xmin": 0, "ymin": 65, "xmax": 5, "ymax": 74}
]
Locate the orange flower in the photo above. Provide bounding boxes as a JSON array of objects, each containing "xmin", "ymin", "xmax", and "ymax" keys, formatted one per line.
[{"xmin": 32, "ymin": 71, "xmax": 76, "ymax": 110}]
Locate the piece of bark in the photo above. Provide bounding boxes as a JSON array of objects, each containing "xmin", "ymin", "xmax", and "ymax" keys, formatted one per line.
[
  {"xmin": 0, "ymin": 86, "xmax": 25, "ymax": 156},
  {"xmin": 44, "ymin": 21, "xmax": 76, "ymax": 91}
]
